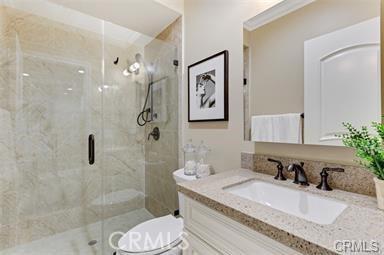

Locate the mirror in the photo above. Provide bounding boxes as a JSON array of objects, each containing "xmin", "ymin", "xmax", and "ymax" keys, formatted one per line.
[{"xmin": 243, "ymin": 0, "xmax": 381, "ymax": 146}]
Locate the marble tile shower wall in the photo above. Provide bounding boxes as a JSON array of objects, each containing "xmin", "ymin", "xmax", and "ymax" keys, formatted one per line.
[
  {"xmin": 0, "ymin": 6, "xmax": 145, "ymax": 250},
  {"xmin": 144, "ymin": 18, "xmax": 181, "ymax": 217}
]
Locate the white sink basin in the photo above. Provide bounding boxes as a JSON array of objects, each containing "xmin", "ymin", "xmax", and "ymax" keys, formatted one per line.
[{"xmin": 224, "ymin": 180, "xmax": 347, "ymax": 225}]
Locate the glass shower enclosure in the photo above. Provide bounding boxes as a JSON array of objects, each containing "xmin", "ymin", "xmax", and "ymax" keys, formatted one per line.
[{"xmin": 0, "ymin": 1, "xmax": 178, "ymax": 254}]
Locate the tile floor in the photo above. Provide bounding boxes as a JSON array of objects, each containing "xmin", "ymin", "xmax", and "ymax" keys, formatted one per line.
[{"xmin": 0, "ymin": 209, "xmax": 154, "ymax": 255}]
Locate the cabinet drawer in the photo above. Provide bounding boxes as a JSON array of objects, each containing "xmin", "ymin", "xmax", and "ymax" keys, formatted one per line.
[{"xmin": 183, "ymin": 197, "xmax": 301, "ymax": 255}]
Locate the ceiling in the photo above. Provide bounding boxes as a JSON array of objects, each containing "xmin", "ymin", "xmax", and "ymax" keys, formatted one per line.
[
  {"xmin": 48, "ymin": 0, "xmax": 182, "ymax": 37},
  {"xmin": 154, "ymin": 0, "xmax": 183, "ymax": 14}
]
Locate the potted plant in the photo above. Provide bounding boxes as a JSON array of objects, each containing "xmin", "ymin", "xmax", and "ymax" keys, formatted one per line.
[{"xmin": 341, "ymin": 122, "xmax": 384, "ymax": 210}]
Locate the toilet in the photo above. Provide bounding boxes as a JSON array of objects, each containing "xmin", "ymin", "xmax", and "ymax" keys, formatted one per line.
[{"xmin": 116, "ymin": 169, "xmax": 195, "ymax": 255}]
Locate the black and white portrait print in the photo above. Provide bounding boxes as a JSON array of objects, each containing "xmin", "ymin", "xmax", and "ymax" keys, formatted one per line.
[
  {"xmin": 188, "ymin": 50, "xmax": 228, "ymax": 122},
  {"xmin": 196, "ymin": 69, "xmax": 216, "ymax": 109}
]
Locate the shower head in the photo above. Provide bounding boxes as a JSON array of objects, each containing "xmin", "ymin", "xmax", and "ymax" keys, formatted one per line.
[
  {"xmin": 135, "ymin": 53, "xmax": 143, "ymax": 63},
  {"xmin": 146, "ymin": 62, "xmax": 155, "ymax": 75}
]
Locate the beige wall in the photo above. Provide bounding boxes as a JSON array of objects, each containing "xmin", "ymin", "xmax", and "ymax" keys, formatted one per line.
[
  {"xmin": 183, "ymin": 0, "xmax": 381, "ymax": 171},
  {"xmin": 249, "ymin": 0, "xmax": 379, "ymax": 116},
  {"xmin": 183, "ymin": 0, "xmax": 279, "ymax": 172}
]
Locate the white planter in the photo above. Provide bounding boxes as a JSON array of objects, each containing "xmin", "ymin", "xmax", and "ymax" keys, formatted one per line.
[{"xmin": 374, "ymin": 177, "xmax": 384, "ymax": 210}]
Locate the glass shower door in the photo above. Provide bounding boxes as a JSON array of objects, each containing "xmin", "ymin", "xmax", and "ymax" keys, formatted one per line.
[
  {"xmin": 0, "ymin": 3, "xmax": 180, "ymax": 255},
  {"xmin": 101, "ymin": 23, "xmax": 151, "ymax": 254},
  {"xmin": 101, "ymin": 24, "xmax": 180, "ymax": 253},
  {"xmin": 0, "ymin": 4, "xmax": 104, "ymax": 255}
]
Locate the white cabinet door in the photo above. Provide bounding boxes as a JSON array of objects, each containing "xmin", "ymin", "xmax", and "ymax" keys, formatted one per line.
[
  {"xmin": 183, "ymin": 197, "xmax": 301, "ymax": 255},
  {"xmin": 304, "ymin": 17, "xmax": 381, "ymax": 146},
  {"xmin": 184, "ymin": 231, "xmax": 222, "ymax": 255}
]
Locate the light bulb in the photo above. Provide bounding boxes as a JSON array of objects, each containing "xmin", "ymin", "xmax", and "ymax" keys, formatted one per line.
[
  {"xmin": 128, "ymin": 62, "xmax": 140, "ymax": 73},
  {"xmin": 123, "ymin": 69, "xmax": 130, "ymax": 76}
]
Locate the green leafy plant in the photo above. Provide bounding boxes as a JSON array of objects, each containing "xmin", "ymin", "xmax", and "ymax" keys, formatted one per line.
[{"xmin": 340, "ymin": 122, "xmax": 384, "ymax": 180}]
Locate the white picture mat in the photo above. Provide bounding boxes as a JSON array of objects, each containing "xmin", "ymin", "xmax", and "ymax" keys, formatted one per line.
[{"xmin": 189, "ymin": 54, "xmax": 225, "ymax": 120}]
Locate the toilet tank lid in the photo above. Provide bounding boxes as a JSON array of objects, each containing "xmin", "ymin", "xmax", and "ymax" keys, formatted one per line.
[
  {"xmin": 173, "ymin": 168, "xmax": 196, "ymax": 182},
  {"xmin": 118, "ymin": 214, "xmax": 183, "ymax": 253}
]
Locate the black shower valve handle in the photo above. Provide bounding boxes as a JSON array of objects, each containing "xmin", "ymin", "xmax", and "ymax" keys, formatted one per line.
[{"xmin": 147, "ymin": 127, "xmax": 160, "ymax": 141}]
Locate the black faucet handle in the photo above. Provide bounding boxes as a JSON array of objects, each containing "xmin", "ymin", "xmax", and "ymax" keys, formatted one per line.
[
  {"xmin": 316, "ymin": 167, "xmax": 344, "ymax": 191},
  {"xmin": 322, "ymin": 167, "xmax": 344, "ymax": 173},
  {"xmin": 267, "ymin": 158, "xmax": 286, "ymax": 181},
  {"xmin": 268, "ymin": 158, "xmax": 283, "ymax": 167}
]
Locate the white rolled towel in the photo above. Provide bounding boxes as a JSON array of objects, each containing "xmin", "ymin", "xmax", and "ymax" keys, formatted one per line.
[{"xmin": 196, "ymin": 164, "xmax": 211, "ymax": 179}]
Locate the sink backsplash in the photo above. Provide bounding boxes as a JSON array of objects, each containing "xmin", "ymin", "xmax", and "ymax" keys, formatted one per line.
[{"xmin": 241, "ymin": 153, "xmax": 375, "ymax": 197}]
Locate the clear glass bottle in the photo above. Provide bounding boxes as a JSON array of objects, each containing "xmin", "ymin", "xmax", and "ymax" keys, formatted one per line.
[
  {"xmin": 196, "ymin": 141, "xmax": 210, "ymax": 178},
  {"xmin": 183, "ymin": 139, "xmax": 196, "ymax": 176}
]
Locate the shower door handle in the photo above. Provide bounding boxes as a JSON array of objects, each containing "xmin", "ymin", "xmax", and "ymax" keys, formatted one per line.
[{"xmin": 88, "ymin": 134, "xmax": 95, "ymax": 165}]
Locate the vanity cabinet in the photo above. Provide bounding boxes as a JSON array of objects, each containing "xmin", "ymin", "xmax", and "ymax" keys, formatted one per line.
[{"xmin": 182, "ymin": 196, "xmax": 301, "ymax": 255}]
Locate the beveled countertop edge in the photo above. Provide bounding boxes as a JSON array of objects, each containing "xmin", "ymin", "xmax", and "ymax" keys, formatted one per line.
[{"xmin": 178, "ymin": 184, "xmax": 335, "ymax": 255}]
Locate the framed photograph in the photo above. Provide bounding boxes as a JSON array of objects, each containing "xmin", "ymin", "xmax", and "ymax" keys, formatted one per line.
[{"xmin": 188, "ymin": 50, "xmax": 229, "ymax": 122}]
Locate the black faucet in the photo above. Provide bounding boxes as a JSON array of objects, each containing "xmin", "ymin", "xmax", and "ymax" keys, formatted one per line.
[
  {"xmin": 267, "ymin": 158, "xmax": 286, "ymax": 180},
  {"xmin": 287, "ymin": 162, "xmax": 309, "ymax": 186},
  {"xmin": 316, "ymin": 167, "xmax": 345, "ymax": 191}
]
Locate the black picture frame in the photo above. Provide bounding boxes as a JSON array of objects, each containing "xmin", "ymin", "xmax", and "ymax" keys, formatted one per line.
[{"xmin": 188, "ymin": 50, "xmax": 229, "ymax": 122}]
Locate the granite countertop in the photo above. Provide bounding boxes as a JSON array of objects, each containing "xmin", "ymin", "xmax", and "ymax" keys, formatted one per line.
[{"xmin": 177, "ymin": 169, "xmax": 384, "ymax": 255}]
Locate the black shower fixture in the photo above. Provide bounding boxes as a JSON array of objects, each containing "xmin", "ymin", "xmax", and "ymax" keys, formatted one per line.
[
  {"xmin": 113, "ymin": 57, "xmax": 119, "ymax": 65},
  {"xmin": 137, "ymin": 72, "xmax": 153, "ymax": 126},
  {"xmin": 147, "ymin": 127, "xmax": 160, "ymax": 141}
]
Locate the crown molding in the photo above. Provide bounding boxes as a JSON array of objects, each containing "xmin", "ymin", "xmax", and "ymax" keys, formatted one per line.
[{"xmin": 244, "ymin": 0, "xmax": 316, "ymax": 31}]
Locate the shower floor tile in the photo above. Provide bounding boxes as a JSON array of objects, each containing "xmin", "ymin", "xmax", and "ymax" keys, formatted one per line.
[{"xmin": 0, "ymin": 209, "xmax": 154, "ymax": 255}]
